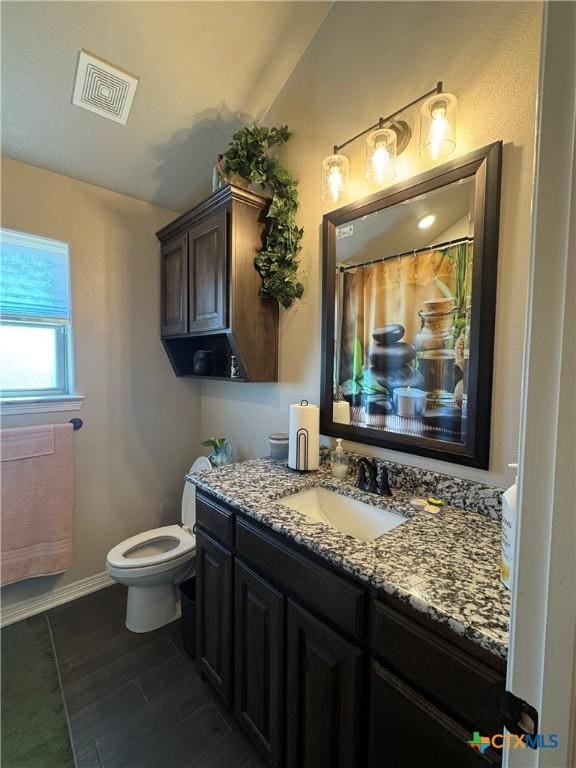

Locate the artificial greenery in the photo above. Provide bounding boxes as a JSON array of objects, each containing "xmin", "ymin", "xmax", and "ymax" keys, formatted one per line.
[
  {"xmin": 433, "ymin": 242, "xmax": 470, "ymax": 333},
  {"xmin": 219, "ymin": 125, "xmax": 304, "ymax": 309},
  {"xmin": 200, "ymin": 437, "xmax": 229, "ymax": 452},
  {"xmin": 341, "ymin": 337, "xmax": 389, "ymax": 397}
]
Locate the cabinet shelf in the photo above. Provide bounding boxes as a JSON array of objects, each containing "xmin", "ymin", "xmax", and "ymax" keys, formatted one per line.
[{"xmin": 182, "ymin": 375, "xmax": 246, "ymax": 383}]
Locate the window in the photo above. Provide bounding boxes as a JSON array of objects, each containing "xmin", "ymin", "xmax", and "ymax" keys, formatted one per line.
[{"xmin": 0, "ymin": 228, "xmax": 74, "ymax": 400}]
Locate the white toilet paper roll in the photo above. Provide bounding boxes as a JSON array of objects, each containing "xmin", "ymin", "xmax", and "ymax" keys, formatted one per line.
[
  {"xmin": 288, "ymin": 401, "xmax": 319, "ymax": 471},
  {"xmin": 332, "ymin": 401, "xmax": 351, "ymax": 425}
]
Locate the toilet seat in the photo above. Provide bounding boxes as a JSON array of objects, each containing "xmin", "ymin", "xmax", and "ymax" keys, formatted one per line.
[{"xmin": 106, "ymin": 525, "xmax": 195, "ymax": 570}]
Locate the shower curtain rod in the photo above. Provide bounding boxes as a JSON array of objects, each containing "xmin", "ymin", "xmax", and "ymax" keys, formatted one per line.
[{"xmin": 338, "ymin": 236, "xmax": 473, "ymax": 272}]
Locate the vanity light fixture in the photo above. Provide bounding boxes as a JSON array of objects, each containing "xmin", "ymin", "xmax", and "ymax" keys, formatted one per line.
[
  {"xmin": 322, "ymin": 82, "xmax": 457, "ymax": 204},
  {"xmin": 420, "ymin": 91, "xmax": 458, "ymax": 160},
  {"xmin": 417, "ymin": 214, "xmax": 436, "ymax": 229}
]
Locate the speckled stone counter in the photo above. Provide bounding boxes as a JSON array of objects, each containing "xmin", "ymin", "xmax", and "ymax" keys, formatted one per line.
[{"xmin": 186, "ymin": 456, "xmax": 510, "ymax": 660}]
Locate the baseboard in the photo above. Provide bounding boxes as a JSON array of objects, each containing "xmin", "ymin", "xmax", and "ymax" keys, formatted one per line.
[{"xmin": 1, "ymin": 571, "xmax": 115, "ymax": 628}]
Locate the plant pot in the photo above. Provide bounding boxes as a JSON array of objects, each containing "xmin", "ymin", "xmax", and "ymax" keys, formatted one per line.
[
  {"xmin": 208, "ymin": 439, "xmax": 233, "ymax": 467},
  {"xmin": 227, "ymin": 173, "xmax": 251, "ymax": 189}
]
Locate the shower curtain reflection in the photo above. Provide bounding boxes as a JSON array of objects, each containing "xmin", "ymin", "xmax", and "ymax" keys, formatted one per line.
[{"xmin": 336, "ymin": 241, "xmax": 473, "ymax": 441}]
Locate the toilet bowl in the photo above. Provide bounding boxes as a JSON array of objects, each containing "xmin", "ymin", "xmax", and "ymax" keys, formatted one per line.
[{"xmin": 106, "ymin": 457, "xmax": 210, "ymax": 633}]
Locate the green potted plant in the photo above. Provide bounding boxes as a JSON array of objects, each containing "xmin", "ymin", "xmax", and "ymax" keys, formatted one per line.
[
  {"xmin": 200, "ymin": 437, "xmax": 233, "ymax": 468},
  {"xmin": 218, "ymin": 125, "xmax": 304, "ymax": 309}
]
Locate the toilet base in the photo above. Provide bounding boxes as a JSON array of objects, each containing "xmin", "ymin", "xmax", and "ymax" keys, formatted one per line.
[{"xmin": 126, "ymin": 582, "xmax": 181, "ymax": 633}]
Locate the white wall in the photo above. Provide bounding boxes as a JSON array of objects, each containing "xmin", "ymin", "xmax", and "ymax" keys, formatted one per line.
[
  {"xmin": 1, "ymin": 157, "xmax": 201, "ymax": 608},
  {"xmin": 200, "ymin": 1, "xmax": 543, "ymax": 487}
]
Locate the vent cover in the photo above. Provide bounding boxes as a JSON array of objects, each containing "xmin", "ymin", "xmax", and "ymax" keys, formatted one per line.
[{"xmin": 72, "ymin": 50, "xmax": 138, "ymax": 125}]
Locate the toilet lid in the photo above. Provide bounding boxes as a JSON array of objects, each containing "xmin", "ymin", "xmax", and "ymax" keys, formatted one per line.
[
  {"xmin": 190, "ymin": 456, "xmax": 212, "ymax": 473},
  {"xmin": 106, "ymin": 525, "xmax": 196, "ymax": 569}
]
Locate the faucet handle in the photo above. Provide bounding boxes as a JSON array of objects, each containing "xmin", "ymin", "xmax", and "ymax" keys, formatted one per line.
[
  {"xmin": 376, "ymin": 464, "xmax": 392, "ymax": 497},
  {"xmin": 356, "ymin": 458, "xmax": 377, "ymax": 493}
]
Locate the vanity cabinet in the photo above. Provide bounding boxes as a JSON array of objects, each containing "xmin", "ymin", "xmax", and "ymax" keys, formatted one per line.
[
  {"xmin": 195, "ymin": 491, "xmax": 505, "ymax": 768},
  {"xmin": 234, "ymin": 560, "xmax": 284, "ymax": 765},
  {"xmin": 370, "ymin": 599, "xmax": 504, "ymax": 735},
  {"xmin": 285, "ymin": 600, "xmax": 363, "ymax": 768},
  {"xmin": 196, "ymin": 494, "xmax": 365, "ymax": 768},
  {"xmin": 369, "ymin": 661, "xmax": 500, "ymax": 767},
  {"xmin": 157, "ymin": 184, "xmax": 278, "ymax": 381},
  {"xmin": 195, "ymin": 529, "xmax": 233, "ymax": 705}
]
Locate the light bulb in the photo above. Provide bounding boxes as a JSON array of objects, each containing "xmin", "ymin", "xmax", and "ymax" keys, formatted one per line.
[
  {"xmin": 328, "ymin": 164, "xmax": 344, "ymax": 203},
  {"xmin": 322, "ymin": 153, "xmax": 349, "ymax": 204},
  {"xmin": 429, "ymin": 101, "xmax": 449, "ymax": 160},
  {"xmin": 365, "ymin": 128, "xmax": 396, "ymax": 187},
  {"xmin": 420, "ymin": 92, "xmax": 457, "ymax": 161},
  {"xmin": 372, "ymin": 144, "xmax": 391, "ymax": 184}
]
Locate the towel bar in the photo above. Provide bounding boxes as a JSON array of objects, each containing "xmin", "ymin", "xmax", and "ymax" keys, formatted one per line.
[{"xmin": 69, "ymin": 418, "xmax": 83, "ymax": 431}]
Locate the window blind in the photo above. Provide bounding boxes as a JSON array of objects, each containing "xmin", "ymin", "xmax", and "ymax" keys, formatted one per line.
[{"xmin": 0, "ymin": 228, "xmax": 70, "ymax": 320}]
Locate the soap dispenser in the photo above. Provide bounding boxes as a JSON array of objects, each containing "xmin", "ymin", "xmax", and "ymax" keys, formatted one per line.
[
  {"xmin": 330, "ymin": 439, "xmax": 349, "ymax": 479},
  {"xmin": 501, "ymin": 463, "xmax": 518, "ymax": 590}
]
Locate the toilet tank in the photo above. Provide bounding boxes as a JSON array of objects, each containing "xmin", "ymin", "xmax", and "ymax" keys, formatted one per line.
[
  {"xmin": 181, "ymin": 458, "xmax": 212, "ymax": 528},
  {"xmin": 181, "ymin": 480, "xmax": 196, "ymax": 528}
]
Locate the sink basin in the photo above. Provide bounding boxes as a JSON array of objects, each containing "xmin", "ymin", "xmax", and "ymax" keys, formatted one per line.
[{"xmin": 278, "ymin": 487, "xmax": 405, "ymax": 542}]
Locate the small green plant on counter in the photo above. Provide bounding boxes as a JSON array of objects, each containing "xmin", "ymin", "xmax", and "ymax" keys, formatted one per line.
[
  {"xmin": 218, "ymin": 124, "xmax": 304, "ymax": 309},
  {"xmin": 200, "ymin": 437, "xmax": 232, "ymax": 468}
]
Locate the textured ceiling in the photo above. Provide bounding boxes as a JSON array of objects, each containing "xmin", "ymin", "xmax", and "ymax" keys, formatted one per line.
[{"xmin": 1, "ymin": 1, "xmax": 330, "ymax": 211}]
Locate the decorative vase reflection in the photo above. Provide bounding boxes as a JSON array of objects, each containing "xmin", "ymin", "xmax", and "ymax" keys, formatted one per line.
[{"xmin": 413, "ymin": 298, "xmax": 457, "ymax": 407}]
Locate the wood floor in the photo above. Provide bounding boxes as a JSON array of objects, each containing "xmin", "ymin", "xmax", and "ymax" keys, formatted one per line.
[{"xmin": 47, "ymin": 584, "xmax": 266, "ymax": 768}]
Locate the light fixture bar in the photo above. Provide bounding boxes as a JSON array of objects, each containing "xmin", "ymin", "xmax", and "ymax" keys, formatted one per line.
[{"xmin": 332, "ymin": 81, "xmax": 443, "ymax": 154}]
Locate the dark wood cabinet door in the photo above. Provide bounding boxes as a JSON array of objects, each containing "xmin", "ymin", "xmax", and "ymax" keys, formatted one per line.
[
  {"xmin": 285, "ymin": 599, "xmax": 363, "ymax": 768},
  {"xmin": 371, "ymin": 600, "xmax": 505, "ymax": 734},
  {"xmin": 234, "ymin": 561, "xmax": 284, "ymax": 767},
  {"xmin": 368, "ymin": 660, "xmax": 501, "ymax": 768},
  {"xmin": 160, "ymin": 234, "xmax": 188, "ymax": 336},
  {"xmin": 188, "ymin": 210, "xmax": 227, "ymax": 333},
  {"xmin": 196, "ymin": 529, "xmax": 233, "ymax": 705}
]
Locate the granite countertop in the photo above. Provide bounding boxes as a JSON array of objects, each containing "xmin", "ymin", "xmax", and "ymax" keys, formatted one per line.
[{"xmin": 187, "ymin": 457, "xmax": 510, "ymax": 660}]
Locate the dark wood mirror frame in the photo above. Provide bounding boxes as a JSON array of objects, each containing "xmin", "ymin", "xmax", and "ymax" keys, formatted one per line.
[{"xmin": 321, "ymin": 142, "xmax": 502, "ymax": 468}]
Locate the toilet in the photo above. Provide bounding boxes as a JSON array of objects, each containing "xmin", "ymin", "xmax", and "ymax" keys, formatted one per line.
[{"xmin": 106, "ymin": 458, "xmax": 209, "ymax": 633}]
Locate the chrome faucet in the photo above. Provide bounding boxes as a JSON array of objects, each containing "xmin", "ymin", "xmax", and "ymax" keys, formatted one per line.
[{"xmin": 356, "ymin": 458, "xmax": 392, "ymax": 497}]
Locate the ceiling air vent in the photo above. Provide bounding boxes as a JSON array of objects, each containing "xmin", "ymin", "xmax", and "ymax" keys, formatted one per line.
[{"xmin": 72, "ymin": 50, "xmax": 138, "ymax": 125}]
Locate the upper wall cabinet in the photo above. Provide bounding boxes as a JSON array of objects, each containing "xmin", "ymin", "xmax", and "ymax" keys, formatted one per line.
[
  {"xmin": 188, "ymin": 209, "xmax": 227, "ymax": 334},
  {"xmin": 157, "ymin": 184, "xmax": 278, "ymax": 382},
  {"xmin": 161, "ymin": 233, "xmax": 188, "ymax": 336}
]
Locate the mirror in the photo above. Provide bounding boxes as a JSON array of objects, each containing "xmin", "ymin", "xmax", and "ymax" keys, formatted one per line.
[{"xmin": 321, "ymin": 143, "xmax": 502, "ymax": 468}]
